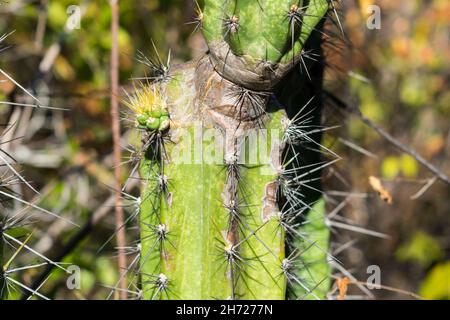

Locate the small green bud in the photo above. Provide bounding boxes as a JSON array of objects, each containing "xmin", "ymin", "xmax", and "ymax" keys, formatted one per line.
[
  {"xmin": 146, "ymin": 117, "xmax": 160, "ymax": 131},
  {"xmin": 159, "ymin": 116, "xmax": 170, "ymax": 131},
  {"xmin": 149, "ymin": 109, "xmax": 163, "ymax": 118},
  {"xmin": 137, "ymin": 114, "xmax": 149, "ymax": 126}
]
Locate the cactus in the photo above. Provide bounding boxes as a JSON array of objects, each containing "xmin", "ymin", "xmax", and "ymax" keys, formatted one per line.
[{"xmin": 130, "ymin": 0, "xmax": 334, "ymax": 300}]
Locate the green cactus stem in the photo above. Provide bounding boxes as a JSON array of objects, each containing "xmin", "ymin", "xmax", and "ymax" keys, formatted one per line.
[
  {"xmin": 137, "ymin": 66, "xmax": 287, "ymax": 299},
  {"xmin": 135, "ymin": 0, "xmax": 332, "ymax": 300},
  {"xmin": 202, "ymin": 0, "xmax": 329, "ymax": 91},
  {"xmin": 290, "ymin": 199, "xmax": 331, "ymax": 299}
]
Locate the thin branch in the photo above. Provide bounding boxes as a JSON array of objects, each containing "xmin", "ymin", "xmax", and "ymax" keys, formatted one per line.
[
  {"xmin": 330, "ymin": 275, "xmax": 423, "ymax": 300},
  {"xmin": 110, "ymin": 0, "xmax": 127, "ymax": 300},
  {"xmin": 410, "ymin": 176, "xmax": 437, "ymax": 200}
]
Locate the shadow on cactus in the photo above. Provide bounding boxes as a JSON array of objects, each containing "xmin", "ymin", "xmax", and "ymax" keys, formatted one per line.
[{"xmin": 126, "ymin": 0, "xmax": 340, "ymax": 300}]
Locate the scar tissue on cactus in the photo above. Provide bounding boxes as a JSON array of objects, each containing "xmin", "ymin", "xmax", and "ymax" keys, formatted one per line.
[{"xmin": 129, "ymin": 0, "xmax": 336, "ymax": 300}]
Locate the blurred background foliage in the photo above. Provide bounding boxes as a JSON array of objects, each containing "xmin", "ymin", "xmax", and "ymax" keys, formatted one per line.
[{"xmin": 0, "ymin": 0, "xmax": 449, "ymax": 299}]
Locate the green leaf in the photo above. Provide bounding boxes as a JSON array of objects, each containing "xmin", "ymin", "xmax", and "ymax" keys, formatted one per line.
[
  {"xmin": 420, "ymin": 261, "xmax": 450, "ymax": 300},
  {"xmin": 396, "ymin": 231, "xmax": 443, "ymax": 268},
  {"xmin": 5, "ymin": 227, "xmax": 31, "ymax": 239},
  {"xmin": 382, "ymin": 156, "xmax": 400, "ymax": 179},
  {"xmin": 400, "ymin": 154, "xmax": 419, "ymax": 178}
]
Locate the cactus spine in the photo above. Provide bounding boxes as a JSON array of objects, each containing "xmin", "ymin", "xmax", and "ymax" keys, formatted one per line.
[{"xmin": 133, "ymin": 0, "xmax": 332, "ymax": 300}]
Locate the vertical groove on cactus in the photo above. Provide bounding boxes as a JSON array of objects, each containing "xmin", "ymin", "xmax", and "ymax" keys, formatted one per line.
[
  {"xmin": 133, "ymin": 0, "xmax": 333, "ymax": 300},
  {"xmin": 223, "ymin": 150, "xmax": 241, "ymax": 300}
]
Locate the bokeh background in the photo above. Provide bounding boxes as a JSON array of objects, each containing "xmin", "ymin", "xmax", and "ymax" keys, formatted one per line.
[{"xmin": 0, "ymin": 0, "xmax": 449, "ymax": 299}]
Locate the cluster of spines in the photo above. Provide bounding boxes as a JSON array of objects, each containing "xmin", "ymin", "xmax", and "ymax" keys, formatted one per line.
[
  {"xmin": 121, "ymin": 69, "xmax": 173, "ymax": 299},
  {"xmin": 122, "ymin": 47, "xmax": 174, "ymax": 300},
  {"xmin": 276, "ymin": 92, "xmax": 347, "ymax": 298},
  {"xmin": 70, "ymin": 45, "xmax": 176, "ymax": 300},
  {"xmin": 1, "ymin": 33, "xmax": 73, "ymax": 300},
  {"xmin": 139, "ymin": 133, "xmax": 173, "ymax": 299}
]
